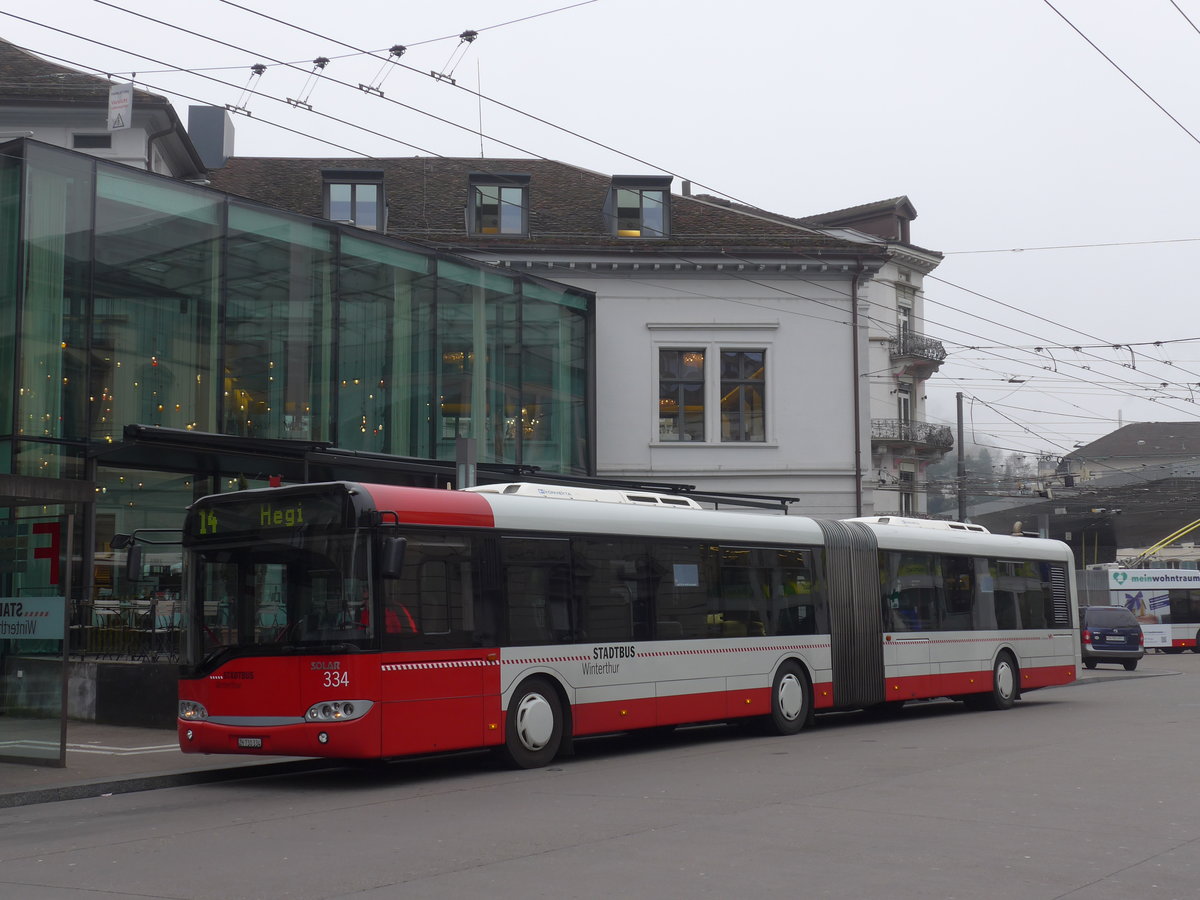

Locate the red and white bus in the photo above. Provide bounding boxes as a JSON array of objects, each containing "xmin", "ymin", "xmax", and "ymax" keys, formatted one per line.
[{"xmin": 176, "ymin": 481, "xmax": 1079, "ymax": 767}]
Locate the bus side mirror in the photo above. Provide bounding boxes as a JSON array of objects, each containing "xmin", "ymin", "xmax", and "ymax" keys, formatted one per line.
[
  {"xmin": 380, "ymin": 537, "xmax": 407, "ymax": 579},
  {"xmin": 125, "ymin": 544, "xmax": 144, "ymax": 582}
]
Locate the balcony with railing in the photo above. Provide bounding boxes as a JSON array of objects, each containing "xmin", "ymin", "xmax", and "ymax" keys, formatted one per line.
[
  {"xmin": 871, "ymin": 418, "xmax": 954, "ymax": 455},
  {"xmin": 889, "ymin": 331, "xmax": 946, "ymax": 377}
]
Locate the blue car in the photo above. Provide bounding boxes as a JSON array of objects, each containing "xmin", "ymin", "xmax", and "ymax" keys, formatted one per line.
[{"xmin": 1080, "ymin": 606, "xmax": 1145, "ymax": 671}]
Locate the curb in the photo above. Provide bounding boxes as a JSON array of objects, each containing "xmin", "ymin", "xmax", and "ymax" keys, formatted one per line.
[{"xmin": 0, "ymin": 758, "xmax": 338, "ymax": 810}]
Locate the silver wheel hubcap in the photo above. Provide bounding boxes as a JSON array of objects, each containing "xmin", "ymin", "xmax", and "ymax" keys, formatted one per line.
[
  {"xmin": 996, "ymin": 662, "xmax": 1015, "ymax": 699},
  {"xmin": 515, "ymin": 692, "xmax": 554, "ymax": 751},
  {"xmin": 777, "ymin": 673, "xmax": 803, "ymax": 721}
]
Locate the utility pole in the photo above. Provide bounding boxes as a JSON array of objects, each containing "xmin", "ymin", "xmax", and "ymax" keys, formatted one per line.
[{"xmin": 957, "ymin": 391, "xmax": 967, "ymax": 521}]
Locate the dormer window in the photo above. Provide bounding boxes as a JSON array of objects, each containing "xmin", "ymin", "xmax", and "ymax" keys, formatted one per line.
[
  {"xmin": 608, "ymin": 175, "xmax": 671, "ymax": 238},
  {"xmin": 323, "ymin": 169, "xmax": 385, "ymax": 231},
  {"xmin": 468, "ymin": 173, "xmax": 529, "ymax": 235}
]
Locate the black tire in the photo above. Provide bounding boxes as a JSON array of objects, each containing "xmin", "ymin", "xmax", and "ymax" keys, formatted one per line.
[
  {"xmin": 503, "ymin": 676, "xmax": 564, "ymax": 769},
  {"xmin": 766, "ymin": 661, "xmax": 812, "ymax": 735},
  {"xmin": 1083, "ymin": 660, "xmax": 1098, "ymax": 670},
  {"xmin": 972, "ymin": 652, "xmax": 1019, "ymax": 711},
  {"xmin": 1123, "ymin": 660, "xmax": 1139, "ymax": 671}
]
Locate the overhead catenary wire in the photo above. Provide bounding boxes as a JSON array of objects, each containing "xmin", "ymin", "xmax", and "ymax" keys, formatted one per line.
[
  {"xmin": 12, "ymin": 6, "xmax": 1200, "ymax": 450},
  {"xmin": 67, "ymin": 1, "xmax": 1200, "ymax": 411}
]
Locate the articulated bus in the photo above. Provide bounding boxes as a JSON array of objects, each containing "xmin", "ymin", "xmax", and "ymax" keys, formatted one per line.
[
  {"xmin": 1106, "ymin": 568, "xmax": 1200, "ymax": 652},
  {"xmin": 176, "ymin": 482, "xmax": 1079, "ymax": 767}
]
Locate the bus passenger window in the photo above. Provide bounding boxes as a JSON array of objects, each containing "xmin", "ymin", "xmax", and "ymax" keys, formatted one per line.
[
  {"xmin": 882, "ymin": 551, "xmax": 938, "ymax": 631},
  {"xmin": 503, "ymin": 537, "xmax": 574, "ymax": 645},
  {"xmin": 651, "ymin": 543, "xmax": 713, "ymax": 640},
  {"xmin": 381, "ymin": 533, "xmax": 478, "ymax": 649}
]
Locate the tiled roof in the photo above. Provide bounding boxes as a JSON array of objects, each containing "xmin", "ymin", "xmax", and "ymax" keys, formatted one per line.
[
  {"xmin": 799, "ymin": 196, "xmax": 917, "ymax": 225},
  {"xmin": 0, "ymin": 37, "xmax": 167, "ymax": 106},
  {"xmin": 204, "ymin": 156, "xmax": 890, "ymax": 255},
  {"xmin": 1068, "ymin": 422, "xmax": 1200, "ymax": 460}
]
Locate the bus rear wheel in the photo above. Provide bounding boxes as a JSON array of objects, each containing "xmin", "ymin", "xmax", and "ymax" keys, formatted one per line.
[
  {"xmin": 969, "ymin": 652, "xmax": 1018, "ymax": 711},
  {"xmin": 503, "ymin": 677, "xmax": 564, "ymax": 769},
  {"xmin": 766, "ymin": 661, "xmax": 812, "ymax": 735}
]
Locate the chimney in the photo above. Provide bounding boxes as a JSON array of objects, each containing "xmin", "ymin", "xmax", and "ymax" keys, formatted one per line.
[{"xmin": 187, "ymin": 106, "xmax": 235, "ymax": 169}]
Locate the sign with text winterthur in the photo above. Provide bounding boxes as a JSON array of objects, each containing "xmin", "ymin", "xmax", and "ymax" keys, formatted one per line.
[{"xmin": 0, "ymin": 597, "xmax": 64, "ymax": 640}]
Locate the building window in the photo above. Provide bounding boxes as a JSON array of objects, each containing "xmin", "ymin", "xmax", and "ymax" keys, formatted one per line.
[
  {"xmin": 659, "ymin": 349, "xmax": 705, "ymax": 441},
  {"xmin": 609, "ymin": 176, "xmax": 671, "ymax": 238},
  {"xmin": 899, "ymin": 464, "xmax": 916, "ymax": 515},
  {"xmin": 322, "ymin": 170, "xmax": 385, "ymax": 231},
  {"xmin": 720, "ymin": 349, "xmax": 765, "ymax": 442},
  {"xmin": 897, "ymin": 381, "xmax": 912, "ymax": 424},
  {"xmin": 468, "ymin": 174, "xmax": 529, "ymax": 235},
  {"xmin": 73, "ymin": 134, "xmax": 112, "ymax": 149},
  {"xmin": 658, "ymin": 347, "xmax": 766, "ymax": 443}
]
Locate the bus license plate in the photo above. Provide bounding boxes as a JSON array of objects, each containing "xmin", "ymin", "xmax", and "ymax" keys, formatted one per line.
[{"xmin": 237, "ymin": 737, "xmax": 263, "ymax": 748}]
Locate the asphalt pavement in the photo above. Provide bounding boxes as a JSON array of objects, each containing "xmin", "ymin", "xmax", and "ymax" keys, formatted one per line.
[
  {"xmin": 0, "ymin": 719, "xmax": 332, "ymax": 809},
  {"xmin": 0, "ymin": 658, "xmax": 1176, "ymax": 810}
]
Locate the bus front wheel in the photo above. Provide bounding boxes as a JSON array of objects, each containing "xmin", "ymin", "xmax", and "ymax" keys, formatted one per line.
[
  {"xmin": 766, "ymin": 661, "xmax": 812, "ymax": 735},
  {"xmin": 503, "ymin": 677, "xmax": 564, "ymax": 769}
]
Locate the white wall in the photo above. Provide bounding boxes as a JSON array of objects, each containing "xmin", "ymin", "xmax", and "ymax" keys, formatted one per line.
[{"xmin": 506, "ymin": 265, "xmax": 872, "ymax": 517}]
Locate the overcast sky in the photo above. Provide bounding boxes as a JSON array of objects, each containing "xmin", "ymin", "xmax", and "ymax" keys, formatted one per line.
[{"xmin": 5, "ymin": 0, "xmax": 1200, "ymax": 462}]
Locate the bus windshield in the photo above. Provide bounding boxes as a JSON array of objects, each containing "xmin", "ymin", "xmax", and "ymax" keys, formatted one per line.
[{"xmin": 183, "ymin": 530, "xmax": 372, "ymax": 670}]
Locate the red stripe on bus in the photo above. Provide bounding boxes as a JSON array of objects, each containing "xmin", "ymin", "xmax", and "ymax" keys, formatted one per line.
[{"xmin": 359, "ymin": 484, "xmax": 496, "ymax": 528}]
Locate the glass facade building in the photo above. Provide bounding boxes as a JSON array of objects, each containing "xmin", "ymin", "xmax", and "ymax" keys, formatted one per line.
[{"xmin": 0, "ymin": 140, "xmax": 593, "ymax": 632}]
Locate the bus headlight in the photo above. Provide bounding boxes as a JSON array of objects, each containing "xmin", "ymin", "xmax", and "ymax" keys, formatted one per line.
[
  {"xmin": 179, "ymin": 700, "xmax": 209, "ymax": 720},
  {"xmin": 304, "ymin": 700, "xmax": 372, "ymax": 722}
]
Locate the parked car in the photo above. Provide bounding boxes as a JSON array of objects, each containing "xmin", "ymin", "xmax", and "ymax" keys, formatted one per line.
[{"xmin": 1080, "ymin": 605, "xmax": 1145, "ymax": 670}]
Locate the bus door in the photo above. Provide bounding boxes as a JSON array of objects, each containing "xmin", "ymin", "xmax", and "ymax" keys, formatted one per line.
[
  {"xmin": 881, "ymin": 554, "xmax": 935, "ymax": 699},
  {"xmin": 378, "ymin": 533, "xmax": 489, "ymax": 757}
]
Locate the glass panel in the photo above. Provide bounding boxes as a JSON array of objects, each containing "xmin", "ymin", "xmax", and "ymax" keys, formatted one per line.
[
  {"xmin": 336, "ymin": 235, "xmax": 436, "ymax": 454},
  {"xmin": 882, "ymin": 551, "xmax": 939, "ymax": 631},
  {"xmin": 12, "ymin": 441, "xmax": 84, "ymax": 481},
  {"xmin": 353, "ymin": 183, "xmax": 378, "ymax": 230},
  {"xmin": 519, "ymin": 296, "xmax": 589, "ymax": 473},
  {"xmin": 502, "ymin": 537, "xmax": 573, "ymax": 645},
  {"xmin": 499, "ymin": 186, "xmax": 524, "ymax": 233},
  {"xmin": 572, "ymin": 538, "xmax": 652, "ymax": 642},
  {"xmin": 91, "ymin": 167, "xmax": 220, "ymax": 439},
  {"xmin": 720, "ymin": 349, "xmax": 765, "ymax": 442},
  {"xmin": 718, "ymin": 546, "xmax": 823, "ymax": 636},
  {"xmin": 435, "ymin": 260, "xmax": 520, "ymax": 464},
  {"xmin": 88, "ymin": 468, "xmax": 196, "ymax": 647},
  {"xmin": 659, "ymin": 349, "xmax": 705, "ymax": 441},
  {"xmin": 474, "ymin": 185, "xmax": 499, "ymax": 233},
  {"xmin": 328, "ymin": 183, "xmax": 352, "ymax": 222},
  {"xmin": 616, "ymin": 188, "xmax": 641, "ymax": 235},
  {"xmin": 651, "ymin": 542, "xmax": 716, "ymax": 640},
  {"xmin": 0, "ymin": 512, "xmax": 69, "ymax": 765},
  {"xmin": 18, "ymin": 147, "xmax": 93, "ymax": 445},
  {"xmin": 226, "ymin": 205, "xmax": 334, "ymax": 440},
  {"xmin": 380, "ymin": 532, "xmax": 484, "ymax": 650},
  {"xmin": 641, "ymin": 190, "xmax": 665, "ymax": 236},
  {"xmin": 0, "ymin": 151, "xmax": 19, "ymax": 439}
]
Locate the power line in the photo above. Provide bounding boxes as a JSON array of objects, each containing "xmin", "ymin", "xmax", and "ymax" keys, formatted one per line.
[
  {"xmin": 14, "ymin": 8, "xmax": 1197, "ymax": 447},
  {"xmin": 1042, "ymin": 0, "xmax": 1200, "ymax": 147},
  {"xmin": 946, "ymin": 236, "xmax": 1200, "ymax": 254}
]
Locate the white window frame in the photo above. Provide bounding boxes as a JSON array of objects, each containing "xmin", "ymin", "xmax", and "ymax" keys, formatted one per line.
[{"xmin": 653, "ymin": 339, "xmax": 772, "ymax": 445}]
